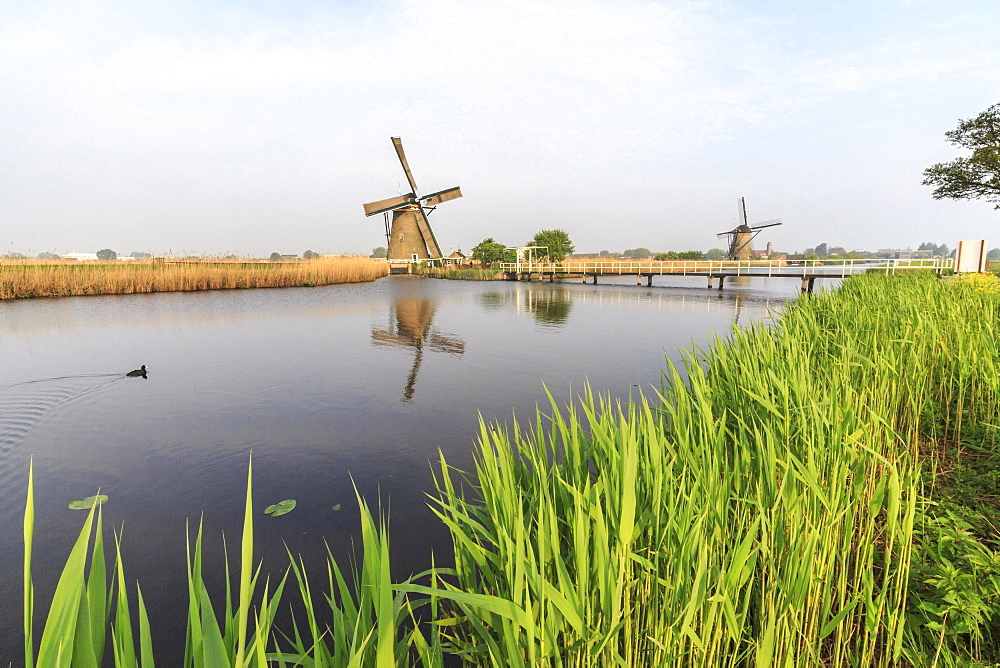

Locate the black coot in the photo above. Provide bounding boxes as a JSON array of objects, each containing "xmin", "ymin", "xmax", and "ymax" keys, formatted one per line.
[{"xmin": 126, "ymin": 364, "xmax": 148, "ymax": 378}]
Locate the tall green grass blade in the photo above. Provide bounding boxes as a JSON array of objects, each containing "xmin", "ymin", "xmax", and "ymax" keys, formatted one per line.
[{"xmin": 24, "ymin": 460, "xmax": 35, "ymax": 668}]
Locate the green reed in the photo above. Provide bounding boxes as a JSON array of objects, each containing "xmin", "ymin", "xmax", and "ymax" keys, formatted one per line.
[{"xmin": 426, "ymin": 272, "xmax": 1000, "ymax": 665}]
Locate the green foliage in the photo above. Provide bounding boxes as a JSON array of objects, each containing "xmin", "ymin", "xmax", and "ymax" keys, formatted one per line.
[
  {"xmin": 37, "ymin": 252, "xmax": 60, "ymax": 259},
  {"xmin": 268, "ymin": 252, "xmax": 281, "ymax": 262},
  {"xmin": 96, "ymin": 249, "xmax": 117, "ymax": 260},
  {"xmin": 471, "ymin": 238, "xmax": 510, "ymax": 265},
  {"xmin": 923, "ymin": 101, "xmax": 1000, "ymax": 208},
  {"xmin": 527, "ymin": 229, "xmax": 574, "ymax": 262},
  {"xmin": 654, "ymin": 250, "xmax": 704, "ymax": 260},
  {"xmin": 302, "ymin": 250, "xmax": 320, "ymax": 259},
  {"xmin": 26, "ymin": 459, "xmax": 434, "ymax": 667},
  {"xmin": 263, "ymin": 499, "xmax": 296, "ymax": 517},
  {"xmin": 704, "ymin": 247, "xmax": 725, "ymax": 260},
  {"xmin": 372, "ymin": 246, "xmax": 387, "ymax": 259},
  {"xmin": 68, "ymin": 494, "xmax": 108, "ymax": 510},
  {"xmin": 988, "ymin": 248, "xmax": 1000, "ymax": 260},
  {"xmin": 919, "ymin": 242, "xmax": 952, "ymax": 257},
  {"xmin": 622, "ymin": 247, "xmax": 651, "ymax": 258},
  {"xmin": 422, "ymin": 266, "xmax": 504, "ymax": 280},
  {"xmin": 905, "ymin": 508, "xmax": 1000, "ymax": 663},
  {"xmin": 426, "ymin": 273, "xmax": 1000, "ymax": 665}
]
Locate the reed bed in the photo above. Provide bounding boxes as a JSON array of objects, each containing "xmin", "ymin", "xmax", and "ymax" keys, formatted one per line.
[
  {"xmin": 426, "ymin": 272, "xmax": 1000, "ymax": 666},
  {"xmin": 418, "ymin": 266, "xmax": 507, "ymax": 281},
  {"xmin": 0, "ymin": 257, "xmax": 388, "ymax": 299},
  {"xmin": 20, "ymin": 272, "xmax": 1000, "ymax": 665}
]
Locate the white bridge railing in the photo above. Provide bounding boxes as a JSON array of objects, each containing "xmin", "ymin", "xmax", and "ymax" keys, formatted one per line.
[{"xmin": 498, "ymin": 258, "xmax": 954, "ymax": 277}]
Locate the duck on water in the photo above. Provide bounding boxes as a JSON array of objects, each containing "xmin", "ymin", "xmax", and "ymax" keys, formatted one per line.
[{"xmin": 126, "ymin": 365, "xmax": 148, "ymax": 378}]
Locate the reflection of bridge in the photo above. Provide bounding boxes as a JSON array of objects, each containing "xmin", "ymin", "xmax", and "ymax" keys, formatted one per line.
[{"xmin": 499, "ymin": 259, "xmax": 954, "ymax": 293}]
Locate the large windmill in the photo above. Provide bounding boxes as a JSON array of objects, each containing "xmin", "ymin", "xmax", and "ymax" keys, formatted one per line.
[
  {"xmin": 716, "ymin": 197, "xmax": 782, "ymax": 260},
  {"xmin": 363, "ymin": 137, "xmax": 463, "ymax": 262}
]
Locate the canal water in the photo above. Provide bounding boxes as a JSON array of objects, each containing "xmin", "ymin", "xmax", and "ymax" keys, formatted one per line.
[{"xmin": 0, "ymin": 274, "xmax": 803, "ymax": 661}]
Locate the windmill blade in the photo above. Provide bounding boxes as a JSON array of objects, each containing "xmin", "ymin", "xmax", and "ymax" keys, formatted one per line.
[
  {"xmin": 415, "ymin": 205, "xmax": 444, "ymax": 258},
  {"xmin": 716, "ymin": 229, "xmax": 737, "ymax": 237},
  {"xmin": 391, "ymin": 137, "xmax": 419, "ymax": 194},
  {"xmin": 402, "ymin": 345, "xmax": 423, "ymax": 401},
  {"xmin": 750, "ymin": 219, "xmax": 782, "ymax": 230},
  {"xmin": 421, "ymin": 186, "xmax": 463, "ymax": 207},
  {"xmin": 363, "ymin": 194, "xmax": 415, "ymax": 217},
  {"xmin": 427, "ymin": 332, "xmax": 465, "ymax": 355}
]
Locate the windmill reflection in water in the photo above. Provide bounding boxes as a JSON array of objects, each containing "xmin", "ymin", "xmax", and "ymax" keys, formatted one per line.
[{"xmin": 371, "ymin": 298, "xmax": 465, "ymax": 401}]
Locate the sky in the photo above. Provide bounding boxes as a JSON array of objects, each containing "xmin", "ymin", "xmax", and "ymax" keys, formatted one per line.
[{"xmin": 1, "ymin": 0, "xmax": 999, "ymax": 258}]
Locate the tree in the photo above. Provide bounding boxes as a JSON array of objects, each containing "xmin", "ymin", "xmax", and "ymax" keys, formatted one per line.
[
  {"xmin": 471, "ymin": 238, "xmax": 509, "ymax": 265},
  {"xmin": 705, "ymin": 248, "xmax": 726, "ymax": 260},
  {"xmin": 815, "ymin": 243, "xmax": 829, "ymax": 258},
  {"xmin": 269, "ymin": 252, "xmax": 282, "ymax": 261},
  {"xmin": 829, "ymin": 246, "xmax": 847, "ymax": 255},
  {"xmin": 623, "ymin": 247, "xmax": 652, "ymax": 258},
  {"xmin": 528, "ymin": 229, "xmax": 574, "ymax": 262},
  {"xmin": 96, "ymin": 248, "xmax": 117, "ymax": 260},
  {"xmin": 936, "ymin": 244, "xmax": 950, "ymax": 258},
  {"xmin": 130, "ymin": 251, "xmax": 152, "ymax": 258},
  {"xmin": 37, "ymin": 251, "xmax": 60, "ymax": 259},
  {"xmin": 303, "ymin": 250, "xmax": 320, "ymax": 259},
  {"xmin": 372, "ymin": 247, "xmax": 387, "ymax": 259},
  {"xmin": 988, "ymin": 248, "xmax": 1000, "ymax": 260},
  {"xmin": 922, "ymin": 102, "xmax": 1000, "ymax": 208}
]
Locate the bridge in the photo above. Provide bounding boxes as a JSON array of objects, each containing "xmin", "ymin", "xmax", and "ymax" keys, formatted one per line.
[{"xmin": 498, "ymin": 258, "xmax": 954, "ymax": 292}]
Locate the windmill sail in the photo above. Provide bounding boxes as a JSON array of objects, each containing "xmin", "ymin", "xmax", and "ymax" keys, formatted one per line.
[{"xmin": 392, "ymin": 137, "xmax": 419, "ymax": 194}]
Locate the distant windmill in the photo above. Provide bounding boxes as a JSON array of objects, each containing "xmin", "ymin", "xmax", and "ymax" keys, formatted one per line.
[
  {"xmin": 362, "ymin": 137, "xmax": 463, "ymax": 262},
  {"xmin": 716, "ymin": 197, "xmax": 782, "ymax": 260}
]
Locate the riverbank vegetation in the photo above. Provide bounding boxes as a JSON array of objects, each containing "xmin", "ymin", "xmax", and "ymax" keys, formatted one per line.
[
  {"xmin": 0, "ymin": 256, "xmax": 388, "ymax": 299},
  {"xmin": 22, "ymin": 272, "xmax": 1000, "ymax": 665},
  {"xmin": 417, "ymin": 265, "xmax": 506, "ymax": 280}
]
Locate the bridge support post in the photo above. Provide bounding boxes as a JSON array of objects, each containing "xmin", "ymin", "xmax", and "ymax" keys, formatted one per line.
[
  {"xmin": 592, "ymin": 275, "xmax": 598, "ymax": 285},
  {"xmin": 636, "ymin": 274, "xmax": 642, "ymax": 286},
  {"xmin": 801, "ymin": 277, "xmax": 816, "ymax": 293},
  {"xmin": 707, "ymin": 276, "xmax": 714, "ymax": 289},
  {"xmin": 647, "ymin": 275, "xmax": 653, "ymax": 287},
  {"xmin": 717, "ymin": 276, "xmax": 725, "ymax": 290},
  {"xmin": 582, "ymin": 274, "xmax": 588, "ymax": 283}
]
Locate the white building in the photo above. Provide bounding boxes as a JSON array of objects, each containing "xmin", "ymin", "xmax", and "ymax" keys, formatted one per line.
[{"xmin": 62, "ymin": 252, "xmax": 100, "ymax": 261}]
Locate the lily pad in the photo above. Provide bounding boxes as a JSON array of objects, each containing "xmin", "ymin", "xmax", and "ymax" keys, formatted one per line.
[
  {"xmin": 264, "ymin": 499, "xmax": 296, "ymax": 517},
  {"xmin": 331, "ymin": 504, "xmax": 342, "ymax": 512},
  {"xmin": 69, "ymin": 494, "xmax": 108, "ymax": 510}
]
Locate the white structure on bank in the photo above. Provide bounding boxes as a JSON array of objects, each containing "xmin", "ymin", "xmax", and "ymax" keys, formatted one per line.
[{"xmin": 62, "ymin": 252, "xmax": 100, "ymax": 261}]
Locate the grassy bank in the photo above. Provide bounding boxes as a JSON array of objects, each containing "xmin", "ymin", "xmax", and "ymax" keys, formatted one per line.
[
  {"xmin": 22, "ymin": 272, "xmax": 1000, "ymax": 665},
  {"xmin": 0, "ymin": 256, "xmax": 388, "ymax": 299},
  {"xmin": 416, "ymin": 265, "xmax": 506, "ymax": 280}
]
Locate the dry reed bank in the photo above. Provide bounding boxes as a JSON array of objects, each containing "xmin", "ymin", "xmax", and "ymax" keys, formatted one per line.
[{"xmin": 0, "ymin": 257, "xmax": 388, "ymax": 299}]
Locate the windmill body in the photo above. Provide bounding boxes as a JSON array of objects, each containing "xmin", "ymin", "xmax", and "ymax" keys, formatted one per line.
[
  {"xmin": 717, "ymin": 197, "xmax": 781, "ymax": 260},
  {"xmin": 363, "ymin": 137, "xmax": 462, "ymax": 262}
]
